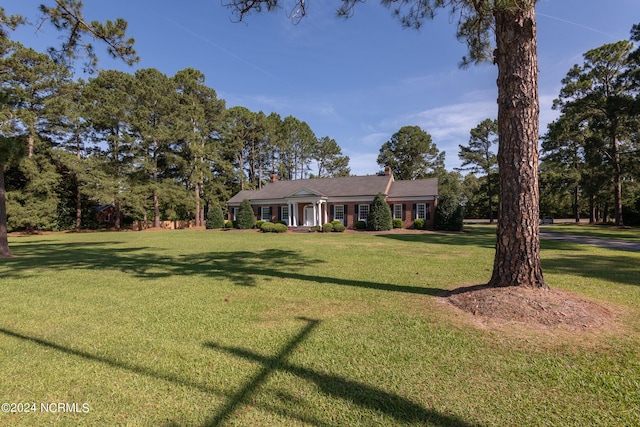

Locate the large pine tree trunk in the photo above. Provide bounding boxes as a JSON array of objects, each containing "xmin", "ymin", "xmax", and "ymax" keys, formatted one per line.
[
  {"xmin": 0, "ymin": 163, "xmax": 12, "ymax": 258},
  {"xmin": 489, "ymin": 5, "xmax": 547, "ymax": 289}
]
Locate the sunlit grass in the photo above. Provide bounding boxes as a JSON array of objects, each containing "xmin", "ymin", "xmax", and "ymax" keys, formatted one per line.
[{"xmin": 0, "ymin": 229, "xmax": 638, "ymax": 426}]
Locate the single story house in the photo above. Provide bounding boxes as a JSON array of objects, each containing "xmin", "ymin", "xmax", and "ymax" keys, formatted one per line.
[{"xmin": 227, "ymin": 167, "xmax": 438, "ymax": 230}]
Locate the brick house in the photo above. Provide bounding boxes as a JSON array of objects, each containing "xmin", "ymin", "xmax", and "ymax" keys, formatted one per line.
[{"xmin": 227, "ymin": 167, "xmax": 438, "ymax": 230}]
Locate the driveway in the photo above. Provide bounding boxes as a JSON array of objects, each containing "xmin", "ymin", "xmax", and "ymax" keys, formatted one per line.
[{"xmin": 540, "ymin": 230, "xmax": 640, "ymax": 252}]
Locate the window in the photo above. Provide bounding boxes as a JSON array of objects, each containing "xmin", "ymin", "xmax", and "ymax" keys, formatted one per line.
[
  {"xmin": 358, "ymin": 204, "xmax": 369, "ymax": 222},
  {"xmin": 334, "ymin": 205, "xmax": 345, "ymax": 225},
  {"xmin": 281, "ymin": 205, "xmax": 289, "ymax": 222},
  {"xmin": 416, "ymin": 203, "xmax": 430, "ymax": 220},
  {"xmin": 393, "ymin": 204, "xmax": 402, "ymax": 220},
  {"xmin": 261, "ymin": 206, "xmax": 272, "ymax": 222},
  {"xmin": 232, "ymin": 208, "xmax": 238, "ymax": 221}
]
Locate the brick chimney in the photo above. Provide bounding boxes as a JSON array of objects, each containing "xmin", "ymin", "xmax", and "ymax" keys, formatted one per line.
[
  {"xmin": 384, "ymin": 166, "xmax": 392, "ymax": 176},
  {"xmin": 270, "ymin": 173, "xmax": 278, "ymax": 183}
]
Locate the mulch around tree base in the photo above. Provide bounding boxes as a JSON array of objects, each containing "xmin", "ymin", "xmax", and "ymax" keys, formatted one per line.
[{"xmin": 444, "ymin": 284, "xmax": 615, "ymax": 330}]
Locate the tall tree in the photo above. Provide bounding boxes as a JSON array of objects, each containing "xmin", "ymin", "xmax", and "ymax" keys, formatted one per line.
[
  {"xmin": 1, "ymin": 42, "xmax": 69, "ymax": 232},
  {"xmin": 226, "ymin": 0, "xmax": 547, "ymax": 289},
  {"xmin": 457, "ymin": 118, "xmax": 498, "ymax": 222},
  {"xmin": 130, "ymin": 68, "xmax": 179, "ymax": 227},
  {"xmin": 83, "ymin": 70, "xmax": 136, "ymax": 229},
  {"xmin": 377, "ymin": 125, "xmax": 444, "ymax": 180},
  {"xmin": 173, "ymin": 68, "xmax": 225, "ymax": 226},
  {"xmin": 553, "ymin": 40, "xmax": 638, "ymax": 226},
  {"xmin": 313, "ymin": 136, "xmax": 351, "ymax": 178},
  {"xmin": 0, "ymin": 2, "xmax": 137, "ymax": 256}
]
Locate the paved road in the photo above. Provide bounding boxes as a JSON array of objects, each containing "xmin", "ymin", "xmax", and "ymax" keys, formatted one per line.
[{"xmin": 540, "ymin": 230, "xmax": 640, "ymax": 252}]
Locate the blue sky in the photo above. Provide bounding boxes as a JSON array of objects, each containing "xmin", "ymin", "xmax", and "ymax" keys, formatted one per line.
[{"xmin": 8, "ymin": 1, "xmax": 640, "ymax": 175}]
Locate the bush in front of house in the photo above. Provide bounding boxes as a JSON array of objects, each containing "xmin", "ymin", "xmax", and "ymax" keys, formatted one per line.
[
  {"xmin": 413, "ymin": 218, "xmax": 426, "ymax": 229},
  {"xmin": 310, "ymin": 225, "xmax": 321, "ymax": 232},
  {"xmin": 331, "ymin": 220, "xmax": 342, "ymax": 227},
  {"xmin": 206, "ymin": 204, "xmax": 225, "ymax": 229},
  {"xmin": 236, "ymin": 199, "xmax": 256, "ymax": 229},
  {"xmin": 224, "ymin": 220, "xmax": 233, "ymax": 228},
  {"xmin": 273, "ymin": 223, "xmax": 288, "ymax": 233},
  {"xmin": 255, "ymin": 220, "xmax": 265, "ymax": 230},
  {"xmin": 435, "ymin": 195, "xmax": 465, "ymax": 231},
  {"xmin": 332, "ymin": 223, "xmax": 346, "ymax": 232},
  {"xmin": 367, "ymin": 193, "xmax": 393, "ymax": 231},
  {"xmin": 322, "ymin": 223, "xmax": 333, "ymax": 233},
  {"xmin": 355, "ymin": 221, "xmax": 367, "ymax": 230},
  {"xmin": 392, "ymin": 218, "xmax": 403, "ymax": 229},
  {"xmin": 260, "ymin": 222, "xmax": 274, "ymax": 232}
]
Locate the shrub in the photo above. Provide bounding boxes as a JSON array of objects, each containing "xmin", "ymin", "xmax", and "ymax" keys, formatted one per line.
[
  {"xmin": 392, "ymin": 218, "xmax": 403, "ymax": 229},
  {"xmin": 322, "ymin": 223, "xmax": 333, "ymax": 233},
  {"xmin": 260, "ymin": 222, "xmax": 274, "ymax": 232},
  {"xmin": 255, "ymin": 220, "xmax": 265, "ymax": 230},
  {"xmin": 236, "ymin": 199, "xmax": 256, "ymax": 229},
  {"xmin": 413, "ymin": 218, "xmax": 426, "ymax": 229},
  {"xmin": 273, "ymin": 223, "xmax": 288, "ymax": 233},
  {"xmin": 355, "ymin": 221, "xmax": 367, "ymax": 230},
  {"xmin": 224, "ymin": 220, "xmax": 233, "ymax": 228},
  {"xmin": 310, "ymin": 225, "xmax": 321, "ymax": 232},
  {"xmin": 332, "ymin": 223, "xmax": 346, "ymax": 232},
  {"xmin": 367, "ymin": 193, "xmax": 393, "ymax": 231},
  {"xmin": 206, "ymin": 204, "xmax": 225, "ymax": 229},
  {"xmin": 331, "ymin": 220, "xmax": 342, "ymax": 227},
  {"xmin": 435, "ymin": 195, "xmax": 465, "ymax": 231}
]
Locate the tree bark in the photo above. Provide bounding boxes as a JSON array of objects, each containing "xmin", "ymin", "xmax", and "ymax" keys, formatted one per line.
[
  {"xmin": 489, "ymin": 5, "xmax": 547, "ymax": 289},
  {"xmin": 0, "ymin": 162, "xmax": 12, "ymax": 258}
]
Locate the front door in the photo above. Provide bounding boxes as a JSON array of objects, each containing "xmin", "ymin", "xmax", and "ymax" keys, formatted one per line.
[{"xmin": 304, "ymin": 205, "xmax": 315, "ymax": 226}]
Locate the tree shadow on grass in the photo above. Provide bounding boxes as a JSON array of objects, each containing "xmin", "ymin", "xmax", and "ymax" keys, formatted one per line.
[
  {"xmin": 1, "ymin": 320, "xmax": 481, "ymax": 427},
  {"xmin": 376, "ymin": 231, "xmax": 496, "ymax": 249},
  {"xmin": 542, "ymin": 252, "xmax": 640, "ymax": 288},
  {"xmin": 204, "ymin": 317, "xmax": 480, "ymax": 427},
  {"xmin": 1, "ymin": 241, "xmax": 446, "ymax": 296}
]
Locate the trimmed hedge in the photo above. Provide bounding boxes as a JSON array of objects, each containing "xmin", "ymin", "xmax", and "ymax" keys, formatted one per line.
[
  {"xmin": 413, "ymin": 218, "xmax": 426, "ymax": 229},
  {"xmin": 332, "ymin": 223, "xmax": 346, "ymax": 232},
  {"xmin": 392, "ymin": 218, "xmax": 403, "ymax": 229},
  {"xmin": 355, "ymin": 221, "xmax": 367, "ymax": 230},
  {"xmin": 322, "ymin": 223, "xmax": 333, "ymax": 233}
]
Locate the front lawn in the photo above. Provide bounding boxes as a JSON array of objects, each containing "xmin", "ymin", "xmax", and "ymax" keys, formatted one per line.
[{"xmin": 1, "ymin": 229, "xmax": 638, "ymax": 426}]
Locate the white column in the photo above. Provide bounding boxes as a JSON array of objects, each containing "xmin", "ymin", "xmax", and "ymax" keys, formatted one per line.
[
  {"xmin": 312, "ymin": 202, "xmax": 317, "ymax": 226},
  {"xmin": 323, "ymin": 201, "xmax": 328, "ymax": 224}
]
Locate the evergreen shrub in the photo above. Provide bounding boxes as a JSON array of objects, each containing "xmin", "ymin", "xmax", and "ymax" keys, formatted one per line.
[
  {"xmin": 273, "ymin": 223, "xmax": 288, "ymax": 233},
  {"xmin": 236, "ymin": 199, "xmax": 255, "ymax": 229},
  {"xmin": 322, "ymin": 223, "xmax": 333, "ymax": 233},
  {"xmin": 367, "ymin": 193, "xmax": 392, "ymax": 231},
  {"xmin": 206, "ymin": 204, "xmax": 225, "ymax": 229},
  {"xmin": 392, "ymin": 218, "xmax": 403, "ymax": 229},
  {"xmin": 413, "ymin": 218, "xmax": 426, "ymax": 229},
  {"xmin": 355, "ymin": 221, "xmax": 367, "ymax": 230},
  {"xmin": 332, "ymin": 223, "xmax": 346, "ymax": 232},
  {"xmin": 260, "ymin": 222, "xmax": 274, "ymax": 232}
]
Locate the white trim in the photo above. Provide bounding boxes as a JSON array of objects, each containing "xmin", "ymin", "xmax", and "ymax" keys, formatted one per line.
[{"xmin": 387, "ymin": 195, "xmax": 437, "ymax": 202}]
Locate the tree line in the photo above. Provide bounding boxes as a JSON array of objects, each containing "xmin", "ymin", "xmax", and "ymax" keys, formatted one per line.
[
  {"xmin": 0, "ymin": 39, "xmax": 350, "ymax": 233},
  {"xmin": 457, "ymin": 25, "xmax": 640, "ymax": 226}
]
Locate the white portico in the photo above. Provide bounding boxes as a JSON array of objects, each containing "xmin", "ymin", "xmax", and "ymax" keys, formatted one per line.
[{"xmin": 285, "ymin": 188, "xmax": 328, "ymax": 227}]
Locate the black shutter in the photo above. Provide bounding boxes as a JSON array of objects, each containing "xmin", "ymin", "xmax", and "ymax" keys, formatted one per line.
[
  {"xmin": 331, "ymin": 205, "xmax": 334, "ymax": 221},
  {"xmin": 344, "ymin": 205, "xmax": 348, "ymax": 226},
  {"xmin": 413, "ymin": 204, "xmax": 417, "ymax": 220},
  {"xmin": 278, "ymin": 206, "xmax": 282, "ymax": 221},
  {"xmin": 402, "ymin": 204, "xmax": 406, "ymax": 221},
  {"xmin": 426, "ymin": 203, "xmax": 430, "ymax": 220}
]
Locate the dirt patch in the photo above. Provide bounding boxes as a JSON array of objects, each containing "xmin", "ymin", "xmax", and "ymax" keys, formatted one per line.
[{"xmin": 444, "ymin": 284, "xmax": 616, "ymax": 332}]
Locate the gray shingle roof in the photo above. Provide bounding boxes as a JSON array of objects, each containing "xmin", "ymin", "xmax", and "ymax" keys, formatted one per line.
[
  {"xmin": 227, "ymin": 174, "xmax": 437, "ymax": 204},
  {"xmin": 388, "ymin": 178, "xmax": 438, "ymax": 198}
]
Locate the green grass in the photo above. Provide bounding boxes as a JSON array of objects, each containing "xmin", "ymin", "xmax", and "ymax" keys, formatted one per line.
[
  {"xmin": 541, "ymin": 223, "xmax": 640, "ymax": 242},
  {"xmin": 1, "ymin": 229, "xmax": 639, "ymax": 426}
]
